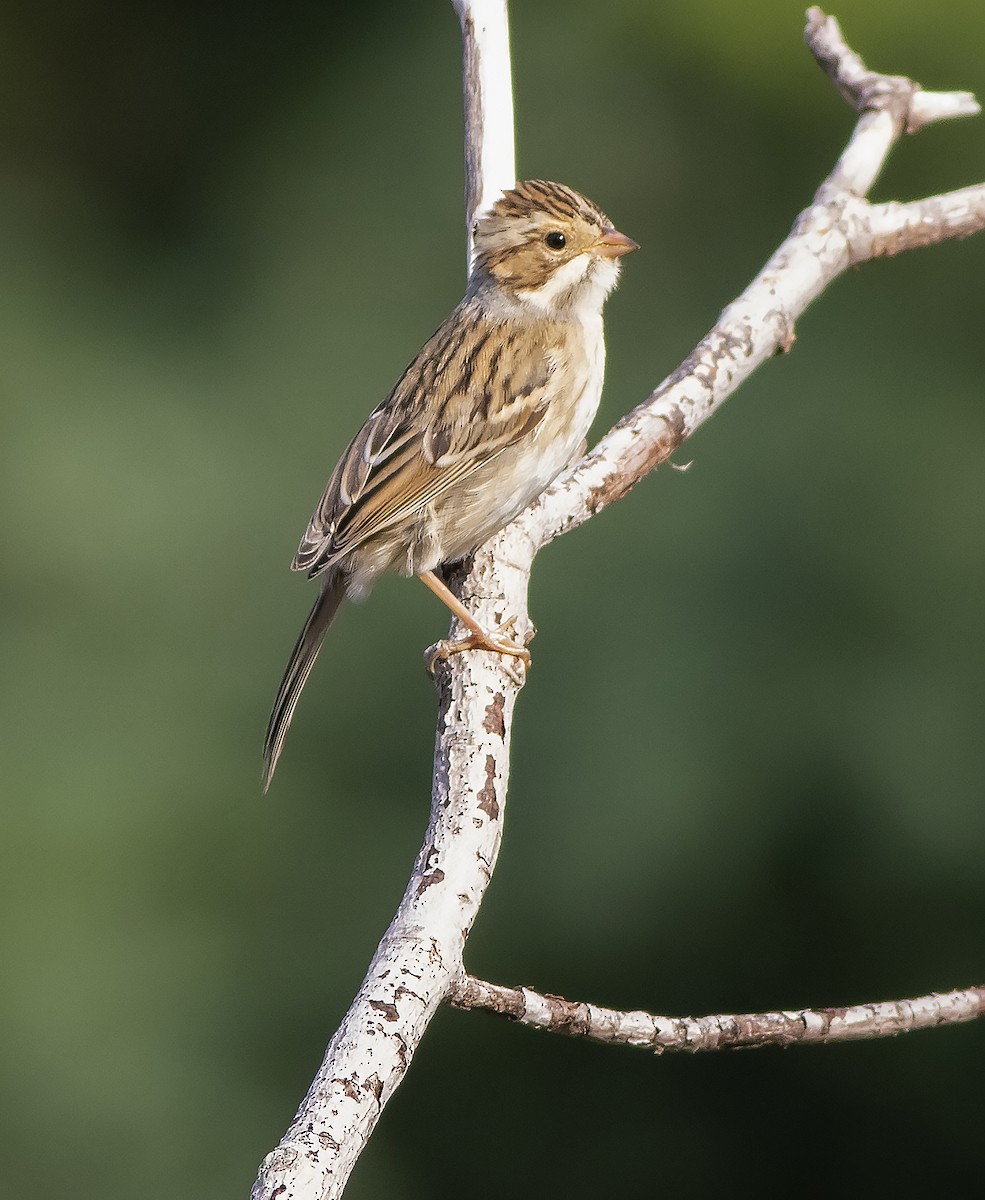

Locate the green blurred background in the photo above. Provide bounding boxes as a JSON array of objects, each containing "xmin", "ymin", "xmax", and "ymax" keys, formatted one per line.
[{"xmin": 3, "ymin": 1, "xmax": 984, "ymax": 1194}]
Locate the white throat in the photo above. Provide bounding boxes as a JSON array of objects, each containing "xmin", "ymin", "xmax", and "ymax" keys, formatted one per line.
[{"xmin": 516, "ymin": 254, "xmax": 620, "ymax": 323}]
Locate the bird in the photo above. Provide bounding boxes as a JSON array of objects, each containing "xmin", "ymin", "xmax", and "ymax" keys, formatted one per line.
[{"xmin": 263, "ymin": 179, "xmax": 637, "ymax": 788}]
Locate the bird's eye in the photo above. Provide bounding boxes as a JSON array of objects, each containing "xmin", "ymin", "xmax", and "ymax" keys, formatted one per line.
[{"xmin": 544, "ymin": 231, "xmax": 566, "ymax": 250}]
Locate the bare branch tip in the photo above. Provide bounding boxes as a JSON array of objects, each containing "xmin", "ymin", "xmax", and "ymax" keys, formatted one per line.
[
  {"xmin": 805, "ymin": 7, "xmax": 832, "ymax": 35},
  {"xmin": 804, "ymin": 7, "xmax": 841, "ymax": 52},
  {"xmin": 907, "ymin": 88, "xmax": 982, "ymax": 134}
]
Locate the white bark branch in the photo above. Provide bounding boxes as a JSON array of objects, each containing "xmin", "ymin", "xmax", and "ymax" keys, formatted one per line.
[
  {"xmin": 452, "ymin": 977, "xmax": 985, "ymax": 1052},
  {"xmin": 805, "ymin": 6, "xmax": 979, "ymax": 136},
  {"xmin": 455, "ymin": 0, "xmax": 515, "ymax": 266},
  {"xmin": 252, "ymin": 4, "xmax": 518, "ymax": 1197},
  {"xmin": 861, "ymin": 187, "xmax": 985, "ymax": 258},
  {"xmin": 520, "ymin": 9, "xmax": 985, "ymax": 551},
  {"xmin": 253, "ymin": 8, "xmax": 985, "ymax": 1196}
]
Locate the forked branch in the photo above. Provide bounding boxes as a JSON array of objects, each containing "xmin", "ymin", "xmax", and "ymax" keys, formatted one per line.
[{"xmin": 524, "ymin": 7, "xmax": 985, "ymax": 551}]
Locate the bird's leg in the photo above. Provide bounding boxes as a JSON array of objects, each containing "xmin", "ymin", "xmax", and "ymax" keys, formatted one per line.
[{"xmin": 418, "ymin": 569, "xmax": 532, "ymax": 672}]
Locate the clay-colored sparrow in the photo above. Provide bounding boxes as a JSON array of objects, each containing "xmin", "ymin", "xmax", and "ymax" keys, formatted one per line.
[{"xmin": 263, "ymin": 180, "xmax": 637, "ymax": 787}]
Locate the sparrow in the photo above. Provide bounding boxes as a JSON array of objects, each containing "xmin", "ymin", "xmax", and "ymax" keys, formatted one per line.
[{"xmin": 263, "ymin": 180, "xmax": 637, "ymax": 788}]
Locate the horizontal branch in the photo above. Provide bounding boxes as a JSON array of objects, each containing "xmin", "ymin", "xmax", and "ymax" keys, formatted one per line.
[
  {"xmin": 452, "ymin": 977, "xmax": 985, "ymax": 1053},
  {"xmin": 860, "ymin": 185, "xmax": 985, "ymax": 258}
]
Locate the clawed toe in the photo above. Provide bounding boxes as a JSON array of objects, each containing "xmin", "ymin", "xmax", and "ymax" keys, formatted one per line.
[
  {"xmin": 425, "ymin": 632, "xmax": 532, "ymax": 678},
  {"xmin": 417, "ymin": 571, "xmax": 533, "ymax": 681}
]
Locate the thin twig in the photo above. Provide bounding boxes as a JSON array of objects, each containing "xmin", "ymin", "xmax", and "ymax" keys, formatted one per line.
[{"xmin": 452, "ymin": 977, "xmax": 985, "ymax": 1052}]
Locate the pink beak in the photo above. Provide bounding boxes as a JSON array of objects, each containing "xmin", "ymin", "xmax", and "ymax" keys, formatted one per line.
[{"xmin": 595, "ymin": 227, "xmax": 640, "ymax": 258}]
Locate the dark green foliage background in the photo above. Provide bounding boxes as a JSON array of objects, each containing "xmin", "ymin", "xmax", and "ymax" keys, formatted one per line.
[{"xmin": 2, "ymin": 2, "xmax": 984, "ymax": 1194}]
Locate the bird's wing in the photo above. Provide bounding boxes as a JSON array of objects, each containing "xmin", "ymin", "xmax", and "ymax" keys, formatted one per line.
[{"xmin": 293, "ymin": 307, "xmax": 557, "ymax": 577}]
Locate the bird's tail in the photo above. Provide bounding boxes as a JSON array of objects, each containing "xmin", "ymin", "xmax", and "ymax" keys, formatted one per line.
[{"xmin": 262, "ymin": 572, "xmax": 347, "ymax": 790}]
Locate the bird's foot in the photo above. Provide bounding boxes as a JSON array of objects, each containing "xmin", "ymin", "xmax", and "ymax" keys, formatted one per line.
[{"xmin": 426, "ymin": 625, "xmax": 532, "ymax": 681}]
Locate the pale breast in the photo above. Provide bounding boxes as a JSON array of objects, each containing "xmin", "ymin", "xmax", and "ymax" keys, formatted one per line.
[{"xmin": 420, "ymin": 312, "xmax": 605, "ymax": 566}]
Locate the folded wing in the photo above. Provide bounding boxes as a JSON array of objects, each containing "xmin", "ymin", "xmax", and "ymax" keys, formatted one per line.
[{"xmin": 293, "ymin": 307, "xmax": 555, "ymax": 578}]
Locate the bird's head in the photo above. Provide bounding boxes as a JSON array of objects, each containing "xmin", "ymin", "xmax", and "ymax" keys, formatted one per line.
[{"xmin": 471, "ymin": 179, "xmax": 638, "ymax": 316}]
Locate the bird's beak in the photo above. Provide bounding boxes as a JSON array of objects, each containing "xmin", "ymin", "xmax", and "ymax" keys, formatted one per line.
[{"xmin": 595, "ymin": 227, "xmax": 640, "ymax": 258}]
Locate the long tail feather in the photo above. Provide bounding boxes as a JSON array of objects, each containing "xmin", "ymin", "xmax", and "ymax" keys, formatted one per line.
[{"xmin": 262, "ymin": 573, "xmax": 346, "ymax": 790}]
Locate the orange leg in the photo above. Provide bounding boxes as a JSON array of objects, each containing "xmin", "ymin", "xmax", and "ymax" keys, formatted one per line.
[{"xmin": 418, "ymin": 570, "xmax": 531, "ymax": 669}]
